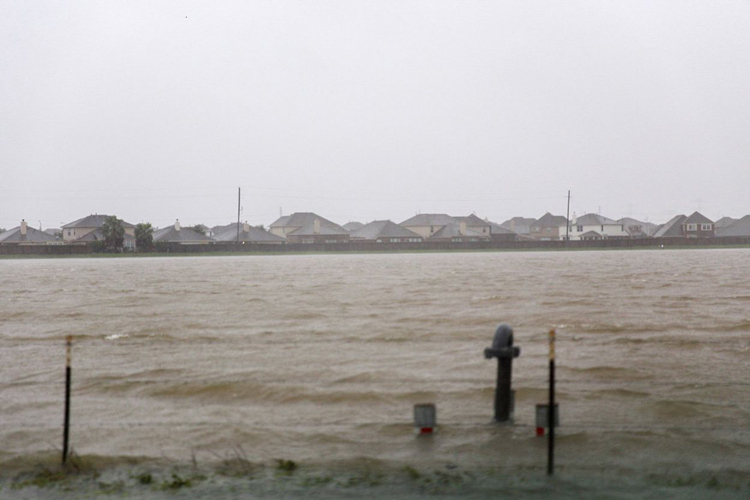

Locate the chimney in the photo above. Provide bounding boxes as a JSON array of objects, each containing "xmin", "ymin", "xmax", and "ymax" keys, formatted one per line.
[
  {"xmin": 459, "ymin": 221, "xmax": 467, "ymax": 235},
  {"xmin": 20, "ymin": 219, "xmax": 27, "ymax": 236},
  {"xmin": 314, "ymin": 219, "xmax": 321, "ymax": 234},
  {"xmin": 243, "ymin": 221, "xmax": 250, "ymax": 233},
  {"xmin": 175, "ymin": 219, "xmax": 180, "ymax": 231},
  {"xmin": 571, "ymin": 213, "xmax": 577, "ymax": 225}
]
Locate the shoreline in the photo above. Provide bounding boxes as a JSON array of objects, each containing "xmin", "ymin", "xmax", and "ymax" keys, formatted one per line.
[{"xmin": 2, "ymin": 243, "xmax": 750, "ymax": 260}]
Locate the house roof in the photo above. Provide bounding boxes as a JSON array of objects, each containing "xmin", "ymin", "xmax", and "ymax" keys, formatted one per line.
[
  {"xmin": 400, "ymin": 213, "xmax": 455, "ymax": 226},
  {"xmin": 77, "ymin": 229, "xmax": 135, "ymax": 242},
  {"xmin": 714, "ymin": 217, "xmax": 737, "ymax": 230},
  {"xmin": 716, "ymin": 215, "xmax": 750, "ymax": 237},
  {"xmin": 653, "ymin": 215, "xmax": 687, "ymax": 238},
  {"xmin": 153, "ymin": 226, "xmax": 213, "ymax": 242},
  {"xmin": 63, "ymin": 214, "xmax": 135, "ymax": 229},
  {"xmin": 343, "ymin": 222, "xmax": 365, "ymax": 232},
  {"xmin": 486, "ymin": 221, "xmax": 515, "ymax": 235},
  {"xmin": 430, "ymin": 223, "xmax": 489, "ymax": 240},
  {"xmin": 269, "ymin": 213, "xmax": 339, "ymax": 229},
  {"xmin": 684, "ymin": 211, "xmax": 713, "ymax": 225},
  {"xmin": 287, "ymin": 221, "xmax": 349, "ymax": 236},
  {"xmin": 574, "ymin": 213, "xmax": 620, "ymax": 226},
  {"xmin": 0, "ymin": 225, "xmax": 58, "ymax": 243},
  {"xmin": 453, "ymin": 214, "xmax": 490, "ymax": 226},
  {"xmin": 501, "ymin": 217, "xmax": 536, "ymax": 226},
  {"xmin": 351, "ymin": 220, "xmax": 422, "ymax": 240},
  {"xmin": 213, "ymin": 224, "xmax": 285, "ymax": 242},
  {"xmin": 533, "ymin": 213, "xmax": 567, "ymax": 228},
  {"xmin": 580, "ymin": 230, "xmax": 602, "ymax": 238},
  {"xmin": 618, "ymin": 218, "xmax": 658, "ymax": 236}
]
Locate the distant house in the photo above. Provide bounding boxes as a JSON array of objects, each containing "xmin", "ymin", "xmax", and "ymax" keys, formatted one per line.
[
  {"xmin": 400, "ymin": 213, "xmax": 512, "ymax": 241},
  {"xmin": 529, "ymin": 213, "xmax": 568, "ymax": 241},
  {"xmin": 62, "ymin": 214, "xmax": 136, "ymax": 248},
  {"xmin": 567, "ymin": 213, "xmax": 629, "ymax": 240},
  {"xmin": 343, "ymin": 222, "xmax": 365, "ymax": 232},
  {"xmin": 153, "ymin": 220, "xmax": 214, "ymax": 244},
  {"xmin": 213, "ymin": 222, "xmax": 285, "ymax": 244},
  {"xmin": 285, "ymin": 218, "xmax": 350, "ymax": 244},
  {"xmin": 350, "ymin": 220, "xmax": 423, "ymax": 243},
  {"xmin": 652, "ymin": 212, "xmax": 714, "ymax": 238},
  {"xmin": 0, "ymin": 220, "xmax": 58, "ymax": 245},
  {"xmin": 77, "ymin": 228, "xmax": 137, "ymax": 249},
  {"xmin": 682, "ymin": 212, "xmax": 714, "ymax": 238},
  {"xmin": 618, "ymin": 217, "xmax": 658, "ymax": 238},
  {"xmin": 500, "ymin": 217, "xmax": 535, "ymax": 235},
  {"xmin": 485, "ymin": 221, "xmax": 518, "ymax": 242},
  {"xmin": 653, "ymin": 215, "xmax": 687, "ymax": 238},
  {"xmin": 269, "ymin": 213, "xmax": 345, "ymax": 239},
  {"xmin": 714, "ymin": 217, "xmax": 737, "ymax": 231},
  {"xmin": 717, "ymin": 215, "xmax": 750, "ymax": 237},
  {"xmin": 431, "ymin": 223, "xmax": 490, "ymax": 242},
  {"xmin": 399, "ymin": 214, "xmax": 456, "ymax": 239}
]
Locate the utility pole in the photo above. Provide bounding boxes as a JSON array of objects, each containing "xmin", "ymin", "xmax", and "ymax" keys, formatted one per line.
[
  {"xmin": 565, "ymin": 190, "xmax": 571, "ymax": 242},
  {"xmin": 236, "ymin": 187, "xmax": 241, "ymax": 244}
]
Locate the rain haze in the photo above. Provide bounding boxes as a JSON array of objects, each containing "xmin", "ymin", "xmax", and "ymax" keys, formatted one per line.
[{"xmin": 2, "ymin": 1, "xmax": 749, "ymax": 229}]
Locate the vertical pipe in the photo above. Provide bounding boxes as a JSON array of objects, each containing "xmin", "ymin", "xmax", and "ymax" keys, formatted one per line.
[
  {"xmin": 236, "ymin": 187, "xmax": 241, "ymax": 244},
  {"xmin": 62, "ymin": 335, "xmax": 72, "ymax": 465},
  {"xmin": 494, "ymin": 355, "xmax": 512, "ymax": 422},
  {"xmin": 548, "ymin": 328, "xmax": 555, "ymax": 476},
  {"xmin": 565, "ymin": 190, "xmax": 571, "ymax": 242}
]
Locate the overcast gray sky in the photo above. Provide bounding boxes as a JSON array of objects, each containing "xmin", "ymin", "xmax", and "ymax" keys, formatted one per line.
[{"xmin": 2, "ymin": 1, "xmax": 749, "ymax": 230}]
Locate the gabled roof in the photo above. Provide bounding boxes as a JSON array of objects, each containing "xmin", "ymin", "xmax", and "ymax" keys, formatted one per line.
[
  {"xmin": 153, "ymin": 226, "xmax": 213, "ymax": 242},
  {"xmin": 653, "ymin": 215, "xmax": 686, "ymax": 238},
  {"xmin": 0, "ymin": 225, "xmax": 58, "ymax": 243},
  {"xmin": 533, "ymin": 213, "xmax": 567, "ymax": 228},
  {"xmin": 63, "ymin": 214, "xmax": 135, "ymax": 229},
  {"xmin": 574, "ymin": 213, "xmax": 619, "ymax": 226},
  {"xmin": 501, "ymin": 217, "xmax": 536, "ymax": 226},
  {"xmin": 714, "ymin": 217, "xmax": 737, "ymax": 230},
  {"xmin": 400, "ymin": 213, "xmax": 455, "ymax": 226},
  {"xmin": 618, "ymin": 218, "xmax": 658, "ymax": 236},
  {"xmin": 287, "ymin": 221, "xmax": 349, "ymax": 236},
  {"xmin": 269, "ymin": 213, "xmax": 339, "ymax": 229},
  {"xmin": 453, "ymin": 214, "xmax": 490, "ymax": 226},
  {"xmin": 430, "ymin": 223, "xmax": 489, "ymax": 240},
  {"xmin": 351, "ymin": 220, "xmax": 422, "ymax": 240},
  {"xmin": 486, "ymin": 221, "xmax": 515, "ymax": 235},
  {"xmin": 717, "ymin": 215, "xmax": 750, "ymax": 237},
  {"xmin": 580, "ymin": 230, "xmax": 602, "ymax": 238},
  {"xmin": 213, "ymin": 223, "xmax": 285, "ymax": 242},
  {"xmin": 684, "ymin": 211, "xmax": 713, "ymax": 225},
  {"xmin": 343, "ymin": 222, "xmax": 365, "ymax": 232},
  {"xmin": 78, "ymin": 229, "xmax": 135, "ymax": 242}
]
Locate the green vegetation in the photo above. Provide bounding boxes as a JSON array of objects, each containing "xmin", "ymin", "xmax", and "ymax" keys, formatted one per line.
[
  {"xmin": 275, "ymin": 459, "xmax": 297, "ymax": 473},
  {"xmin": 161, "ymin": 472, "xmax": 192, "ymax": 490},
  {"xmin": 101, "ymin": 215, "xmax": 125, "ymax": 252},
  {"xmin": 135, "ymin": 222, "xmax": 154, "ymax": 252},
  {"xmin": 187, "ymin": 224, "xmax": 208, "ymax": 235}
]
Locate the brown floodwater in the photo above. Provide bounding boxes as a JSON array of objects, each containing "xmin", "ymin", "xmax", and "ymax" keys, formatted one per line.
[{"xmin": 1, "ymin": 249, "xmax": 749, "ymax": 495}]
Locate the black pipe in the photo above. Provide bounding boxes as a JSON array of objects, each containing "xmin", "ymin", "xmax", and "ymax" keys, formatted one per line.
[
  {"xmin": 63, "ymin": 336, "xmax": 71, "ymax": 465},
  {"xmin": 548, "ymin": 329, "xmax": 555, "ymax": 475}
]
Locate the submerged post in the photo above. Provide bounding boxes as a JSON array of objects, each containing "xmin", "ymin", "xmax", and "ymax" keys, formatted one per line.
[
  {"xmin": 62, "ymin": 335, "xmax": 72, "ymax": 465},
  {"xmin": 548, "ymin": 328, "xmax": 556, "ymax": 475},
  {"xmin": 484, "ymin": 324, "xmax": 521, "ymax": 423}
]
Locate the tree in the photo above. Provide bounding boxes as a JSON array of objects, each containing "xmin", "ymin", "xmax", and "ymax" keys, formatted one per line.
[
  {"xmin": 135, "ymin": 222, "xmax": 154, "ymax": 252},
  {"xmin": 101, "ymin": 216, "xmax": 125, "ymax": 252},
  {"xmin": 187, "ymin": 224, "xmax": 207, "ymax": 235}
]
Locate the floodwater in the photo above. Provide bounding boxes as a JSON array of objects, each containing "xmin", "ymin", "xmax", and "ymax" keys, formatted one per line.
[{"xmin": 1, "ymin": 249, "xmax": 749, "ymax": 498}]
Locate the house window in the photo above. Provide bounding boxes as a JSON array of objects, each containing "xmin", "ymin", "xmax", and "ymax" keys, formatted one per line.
[
  {"xmin": 601, "ymin": 225, "xmax": 604, "ymax": 231},
  {"xmin": 701, "ymin": 224, "xmax": 712, "ymax": 231},
  {"xmin": 577, "ymin": 225, "xmax": 583, "ymax": 232},
  {"xmin": 687, "ymin": 224, "xmax": 697, "ymax": 231},
  {"xmin": 430, "ymin": 226, "xmax": 434, "ymax": 233}
]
